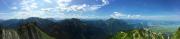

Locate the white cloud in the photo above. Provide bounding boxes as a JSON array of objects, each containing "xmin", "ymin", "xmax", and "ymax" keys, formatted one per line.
[
  {"xmin": 43, "ymin": 0, "xmax": 52, "ymax": 3},
  {"xmin": 0, "ymin": 13, "xmax": 13, "ymax": 20},
  {"xmin": 40, "ymin": 8, "xmax": 53, "ymax": 13},
  {"xmin": 110, "ymin": 12, "xmax": 141, "ymax": 19},
  {"xmin": 6, "ymin": 0, "xmax": 109, "ymax": 19},
  {"xmin": 110, "ymin": 12, "xmax": 180, "ymax": 21},
  {"xmin": 101, "ymin": 0, "xmax": 109, "ymax": 6},
  {"xmin": 56, "ymin": 0, "xmax": 109, "ymax": 12},
  {"xmin": 10, "ymin": 10, "xmax": 66, "ymax": 19},
  {"xmin": 38, "ymin": 0, "xmax": 109, "ymax": 12},
  {"xmin": 19, "ymin": 0, "xmax": 38, "ymax": 11},
  {"xmin": 30, "ymin": 2, "xmax": 38, "ymax": 9},
  {"xmin": 139, "ymin": 15, "xmax": 180, "ymax": 21},
  {"xmin": 11, "ymin": 11, "xmax": 42, "ymax": 19},
  {"xmin": 11, "ymin": 6, "xmax": 18, "ymax": 10}
]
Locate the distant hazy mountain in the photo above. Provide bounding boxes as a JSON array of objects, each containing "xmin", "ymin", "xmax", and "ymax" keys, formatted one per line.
[{"xmin": 0, "ymin": 19, "xmax": 23, "ymax": 28}]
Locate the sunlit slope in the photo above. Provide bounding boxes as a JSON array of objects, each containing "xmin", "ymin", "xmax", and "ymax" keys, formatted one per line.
[
  {"xmin": 172, "ymin": 27, "xmax": 180, "ymax": 39},
  {"xmin": 111, "ymin": 29, "xmax": 166, "ymax": 39},
  {"xmin": 34, "ymin": 24, "xmax": 55, "ymax": 39}
]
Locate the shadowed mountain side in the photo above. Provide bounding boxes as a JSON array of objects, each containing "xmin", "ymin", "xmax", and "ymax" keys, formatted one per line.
[
  {"xmin": 0, "ymin": 24, "xmax": 2, "ymax": 38},
  {"xmin": 46, "ymin": 18, "xmax": 108, "ymax": 39},
  {"xmin": 0, "ymin": 17, "xmax": 156, "ymax": 39},
  {"xmin": 17, "ymin": 21, "xmax": 55, "ymax": 39}
]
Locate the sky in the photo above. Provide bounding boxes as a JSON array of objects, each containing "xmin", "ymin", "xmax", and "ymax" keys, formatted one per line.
[{"xmin": 0, "ymin": 0, "xmax": 180, "ymax": 21}]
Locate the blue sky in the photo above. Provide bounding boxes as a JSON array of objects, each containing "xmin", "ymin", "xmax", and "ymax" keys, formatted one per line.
[{"xmin": 0, "ymin": 0, "xmax": 180, "ymax": 21}]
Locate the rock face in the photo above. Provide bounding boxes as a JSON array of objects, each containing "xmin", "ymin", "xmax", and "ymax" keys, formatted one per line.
[
  {"xmin": 0, "ymin": 21, "xmax": 54, "ymax": 39},
  {"xmin": 18, "ymin": 23, "xmax": 41, "ymax": 39},
  {"xmin": 17, "ymin": 22, "xmax": 54, "ymax": 39},
  {"xmin": 2, "ymin": 29, "xmax": 20, "ymax": 39}
]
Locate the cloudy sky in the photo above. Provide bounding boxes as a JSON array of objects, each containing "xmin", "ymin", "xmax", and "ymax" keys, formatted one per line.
[{"xmin": 0, "ymin": 0, "xmax": 180, "ymax": 21}]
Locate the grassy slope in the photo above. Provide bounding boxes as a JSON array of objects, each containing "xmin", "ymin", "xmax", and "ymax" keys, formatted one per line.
[
  {"xmin": 111, "ymin": 29, "xmax": 165, "ymax": 39},
  {"xmin": 34, "ymin": 26, "xmax": 55, "ymax": 39}
]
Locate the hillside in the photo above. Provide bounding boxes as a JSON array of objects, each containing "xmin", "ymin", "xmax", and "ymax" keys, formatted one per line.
[{"xmin": 0, "ymin": 17, "xmax": 180, "ymax": 39}]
